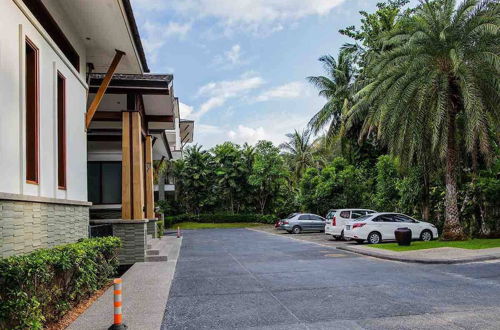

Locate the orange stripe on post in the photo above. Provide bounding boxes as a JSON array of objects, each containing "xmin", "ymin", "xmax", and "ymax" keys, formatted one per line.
[
  {"xmin": 114, "ymin": 290, "xmax": 122, "ymax": 295},
  {"xmin": 114, "ymin": 314, "xmax": 122, "ymax": 324},
  {"xmin": 114, "ymin": 301, "xmax": 122, "ymax": 308},
  {"xmin": 114, "ymin": 278, "xmax": 122, "ymax": 284}
]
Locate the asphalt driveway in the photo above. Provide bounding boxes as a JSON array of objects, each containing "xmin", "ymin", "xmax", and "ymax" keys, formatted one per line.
[{"xmin": 161, "ymin": 229, "xmax": 500, "ymax": 329}]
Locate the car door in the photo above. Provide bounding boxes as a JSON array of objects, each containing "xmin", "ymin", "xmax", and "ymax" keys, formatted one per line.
[
  {"xmin": 338, "ymin": 210, "xmax": 351, "ymax": 228},
  {"xmin": 311, "ymin": 215, "xmax": 326, "ymax": 231},
  {"xmin": 395, "ymin": 214, "xmax": 420, "ymax": 239},
  {"xmin": 374, "ymin": 214, "xmax": 398, "ymax": 240},
  {"xmin": 298, "ymin": 214, "xmax": 312, "ymax": 231}
]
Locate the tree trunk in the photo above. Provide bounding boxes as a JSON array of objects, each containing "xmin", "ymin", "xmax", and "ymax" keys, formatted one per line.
[
  {"xmin": 421, "ymin": 169, "xmax": 430, "ymax": 222},
  {"xmin": 442, "ymin": 108, "xmax": 466, "ymax": 240},
  {"xmin": 158, "ymin": 172, "xmax": 166, "ymax": 201}
]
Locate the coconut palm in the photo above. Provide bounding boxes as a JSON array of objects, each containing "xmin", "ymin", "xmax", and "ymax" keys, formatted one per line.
[
  {"xmin": 348, "ymin": 0, "xmax": 500, "ymax": 240},
  {"xmin": 280, "ymin": 129, "xmax": 314, "ymax": 182},
  {"xmin": 307, "ymin": 52, "xmax": 355, "ymax": 143}
]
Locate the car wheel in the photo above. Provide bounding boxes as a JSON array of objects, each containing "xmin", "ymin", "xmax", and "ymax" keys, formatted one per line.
[
  {"xmin": 367, "ymin": 232, "xmax": 381, "ymax": 244},
  {"xmin": 292, "ymin": 226, "xmax": 302, "ymax": 234},
  {"xmin": 420, "ymin": 230, "xmax": 433, "ymax": 241}
]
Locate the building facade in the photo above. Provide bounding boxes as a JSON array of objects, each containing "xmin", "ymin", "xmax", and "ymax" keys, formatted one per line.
[{"xmin": 0, "ymin": 0, "xmax": 193, "ymax": 260}]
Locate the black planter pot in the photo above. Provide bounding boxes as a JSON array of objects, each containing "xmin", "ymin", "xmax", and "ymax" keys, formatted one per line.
[{"xmin": 395, "ymin": 227, "xmax": 412, "ymax": 246}]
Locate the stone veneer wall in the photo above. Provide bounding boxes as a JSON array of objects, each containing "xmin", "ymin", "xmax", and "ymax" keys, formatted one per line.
[
  {"xmin": 0, "ymin": 200, "xmax": 89, "ymax": 258},
  {"xmin": 105, "ymin": 221, "xmax": 147, "ymax": 265}
]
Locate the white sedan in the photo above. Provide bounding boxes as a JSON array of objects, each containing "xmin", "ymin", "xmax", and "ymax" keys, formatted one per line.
[{"xmin": 344, "ymin": 212, "xmax": 439, "ymax": 244}]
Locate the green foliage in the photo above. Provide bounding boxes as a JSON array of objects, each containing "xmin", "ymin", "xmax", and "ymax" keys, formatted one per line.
[
  {"xmin": 0, "ymin": 237, "xmax": 121, "ymax": 329},
  {"xmin": 165, "ymin": 213, "xmax": 279, "ymax": 226},
  {"xmin": 157, "ymin": 221, "xmax": 165, "ymax": 238},
  {"xmin": 299, "ymin": 157, "xmax": 373, "ymax": 215},
  {"xmin": 373, "ymin": 155, "xmax": 400, "ymax": 212}
]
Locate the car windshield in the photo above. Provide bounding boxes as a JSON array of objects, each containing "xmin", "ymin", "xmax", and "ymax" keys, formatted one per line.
[{"xmin": 351, "ymin": 215, "xmax": 372, "ymax": 222}]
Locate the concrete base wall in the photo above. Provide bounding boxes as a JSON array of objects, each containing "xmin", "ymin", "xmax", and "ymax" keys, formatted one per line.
[{"xmin": 0, "ymin": 199, "xmax": 89, "ymax": 258}]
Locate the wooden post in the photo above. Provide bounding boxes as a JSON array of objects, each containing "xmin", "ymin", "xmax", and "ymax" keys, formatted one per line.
[
  {"xmin": 131, "ymin": 112, "xmax": 145, "ymax": 219},
  {"xmin": 121, "ymin": 112, "xmax": 131, "ymax": 219},
  {"xmin": 145, "ymin": 136, "xmax": 155, "ymax": 219},
  {"xmin": 85, "ymin": 50, "xmax": 125, "ymax": 129}
]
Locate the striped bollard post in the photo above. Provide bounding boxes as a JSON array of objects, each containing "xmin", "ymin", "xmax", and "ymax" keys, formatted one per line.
[
  {"xmin": 177, "ymin": 226, "xmax": 181, "ymax": 238},
  {"xmin": 108, "ymin": 278, "xmax": 127, "ymax": 330}
]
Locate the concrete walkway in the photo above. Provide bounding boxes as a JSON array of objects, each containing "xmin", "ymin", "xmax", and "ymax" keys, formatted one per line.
[
  {"xmin": 69, "ymin": 234, "xmax": 182, "ymax": 330},
  {"xmin": 338, "ymin": 245, "xmax": 500, "ymax": 264}
]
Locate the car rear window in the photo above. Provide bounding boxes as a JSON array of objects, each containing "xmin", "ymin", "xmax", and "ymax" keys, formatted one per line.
[{"xmin": 326, "ymin": 210, "xmax": 336, "ymax": 219}]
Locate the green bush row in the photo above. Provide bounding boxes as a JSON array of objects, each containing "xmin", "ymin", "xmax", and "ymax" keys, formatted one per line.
[
  {"xmin": 0, "ymin": 237, "xmax": 121, "ymax": 329},
  {"xmin": 165, "ymin": 213, "xmax": 279, "ymax": 227}
]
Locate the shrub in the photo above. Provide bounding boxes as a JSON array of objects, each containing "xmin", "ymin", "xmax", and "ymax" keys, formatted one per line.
[
  {"xmin": 157, "ymin": 221, "xmax": 165, "ymax": 238},
  {"xmin": 0, "ymin": 237, "xmax": 121, "ymax": 329},
  {"xmin": 165, "ymin": 213, "xmax": 279, "ymax": 227}
]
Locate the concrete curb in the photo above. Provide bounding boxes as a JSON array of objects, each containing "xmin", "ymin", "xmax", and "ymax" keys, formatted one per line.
[{"xmin": 337, "ymin": 246, "xmax": 500, "ymax": 264}]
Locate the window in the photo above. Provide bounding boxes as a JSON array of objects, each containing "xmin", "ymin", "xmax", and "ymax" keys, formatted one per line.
[
  {"xmin": 88, "ymin": 162, "xmax": 122, "ymax": 204},
  {"xmin": 395, "ymin": 215, "xmax": 415, "ymax": 223},
  {"xmin": 298, "ymin": 215, "xmax": 310, "ymax": 220},
  {"xmin": 340, "ymin": 211, "xmax": 350, "ymax": 219},
  {"xmin": 311, "ymin": 215, "xmax": 324, "ymax": 221},
  {"xmin": 376, "ymin": 215, "xmax": 396, "ymax": 222},
  {"xmin": 57, "ymin": 72, "xmax": 66, "ymax": 189},
  {"xmin": 351, "ymin": 210, "xmax": 367, "ymax": 219},
  {"xmin": 25, "ymin": 38, "xmax": 39, "ymax": 184}
]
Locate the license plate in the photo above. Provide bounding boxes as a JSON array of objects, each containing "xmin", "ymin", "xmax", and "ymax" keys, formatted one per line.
[{"xmin": 346, "ymin": 225, "xmax": 351, "ymax": 230}]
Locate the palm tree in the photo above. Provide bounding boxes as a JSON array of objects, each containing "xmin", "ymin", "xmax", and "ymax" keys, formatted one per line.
[
  {"xmin": 348, "ymin": 0, "xmax": 499, "ymax": 240},
  {"xmin": 280, "ymin": 129, "xmax": 314, "ymax": 182},
  {"xmin": 307, "ymin": 52, "xmax": 355, "ymax": 143}
]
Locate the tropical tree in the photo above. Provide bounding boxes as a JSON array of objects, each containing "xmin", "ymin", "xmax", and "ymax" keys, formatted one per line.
[
  {"xmin": 348, "ymin": 0, "xmax": 500, "ymax": 240},
  {"xmin": 280, "ymin": 129, "xmax": 314, "ymax": 182},
  {"xmin": 307, "ymin": 51, "xmax": 355, "ymax": 143},
  {"xmin": 249, "ymin": 141, "xmax": 287, "ymax": 214}
]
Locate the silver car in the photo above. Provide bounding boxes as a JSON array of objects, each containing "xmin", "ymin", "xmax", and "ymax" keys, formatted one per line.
[{"xmin": 279, "ymin": 213, "xmax": 326, "ymax": 234}]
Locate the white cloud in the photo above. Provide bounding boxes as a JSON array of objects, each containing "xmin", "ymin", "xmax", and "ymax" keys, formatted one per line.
[
  {"xmin": 134, "ymin": 0, "xmax": 345, "ymax": 34},
  {"xmin": 228, "ymin": 125, "xmax": 267, "ymax": 145},
  {"xmin": 255, "ymin": 81, "xmax": 304, "ymax": 102},
  {"xmin": 140, "ymin": 20, "xmax": 192, "ymax": 64},
  {"xmin": 179, "ymin": 102, "xmax": 195, "ymax": 119},
  {"xmin": 225, "ymin": 44, "xmax": 241, "ymax": 64},
  {"xmin": 194, "ymin": 73, "xmax": 265, "ymax": 118}
]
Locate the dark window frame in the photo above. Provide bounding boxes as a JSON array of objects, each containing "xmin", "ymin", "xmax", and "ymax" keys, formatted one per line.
[
  {"xmin": 57, "ymin": 72, "xmax": 66, "ymax": 189},
  {"xmin": 25, "ymin": 37, "xmax": 39, "ymax": 184}
]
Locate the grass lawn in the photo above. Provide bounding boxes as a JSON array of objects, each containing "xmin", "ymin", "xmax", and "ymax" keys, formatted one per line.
[
  {"xmin": 367, "ymin": 239, "xmax": 500, "ymax": 252},
  {"xmin": 168, "ymin": 222, "xmax": 264, "ymax": 230}
]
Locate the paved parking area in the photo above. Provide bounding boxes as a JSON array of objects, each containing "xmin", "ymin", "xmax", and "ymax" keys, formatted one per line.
[{"xmin": 161, "ymin": 229, "xmax": 500, "ymax": 329}]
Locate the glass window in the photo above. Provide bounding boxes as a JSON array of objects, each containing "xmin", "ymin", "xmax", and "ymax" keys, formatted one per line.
[
  {"xmin": 25, "ymin": 38, "xmax": 39, "ymax": 184},
  {"xmin": 57, "ymin": 72, "xmax": 66, "ymax": 189},
  {"xmin": 298, "ymin": 215, "xmax": 309, "ymax": 220},
  {"xmin": 340, "ymin": 211, "xmax": 350, "ymax": 218},
  {"xmin": 351, "ymin": 210, "xmax": 366, "ymax": 219},
  {"xmin": 286, "ymin": 213, "xmax": 297, "ymax": 219},
  {"xmin": 326, "ymin": 210, "xmax": 336, "ymax": 219},
  {"xmin": 352, "ymin": 215, "xmax": 372, "ymax": 222},
  {"xmin": 395, "ymin": 215, "xmax": 415, "ymax": 223},
  {"xmin": 377, "ymin": 215, "xmax": 396, "ymax": 222},
  {"xmin": 87, "ymin": 162, "xmax": 122, "ymax": 204}
]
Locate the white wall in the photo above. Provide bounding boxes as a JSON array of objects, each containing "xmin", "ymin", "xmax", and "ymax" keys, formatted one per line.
[{"xmin": 0, "ymin": 0, "xmax": 88, "ymax": 202}]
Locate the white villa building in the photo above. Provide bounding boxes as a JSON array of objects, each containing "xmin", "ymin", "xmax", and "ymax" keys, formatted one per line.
[{"xmin": 0, "ymin": 0, "xmax": 194, "ymax": 263}]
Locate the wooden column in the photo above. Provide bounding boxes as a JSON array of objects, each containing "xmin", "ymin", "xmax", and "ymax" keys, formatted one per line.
[
  {"xmin": 131, "ymin": 112, "xmax": 145, "ymax": 219},
  {"xmin": 121, "ymin": 111, "xmax": 145, "ymax": 220},
  {"xmin": 121, "ymin": 112, "xmax": 132, "ymax": 219},
  {"xmin": 145, "ymin": 135, "xmax": 155, "ymax": 219}
]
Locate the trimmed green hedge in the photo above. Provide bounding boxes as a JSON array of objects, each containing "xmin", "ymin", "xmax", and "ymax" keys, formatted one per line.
[
  {"xmin": 165, "ymin": 213, "xmax": 279, "ymax": 227},
  {"xmin": 0, "ymin": 237, "xmax": 121, "ymax": 329},
  {"xmin": 157, "ymin": 221, "xmax": 165, "ymax": 238}
]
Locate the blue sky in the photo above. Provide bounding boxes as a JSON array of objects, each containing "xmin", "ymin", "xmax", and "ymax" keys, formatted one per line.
[{"xmin": 131, "ymin": 0, "xmax": 417, "ymax": 148}]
